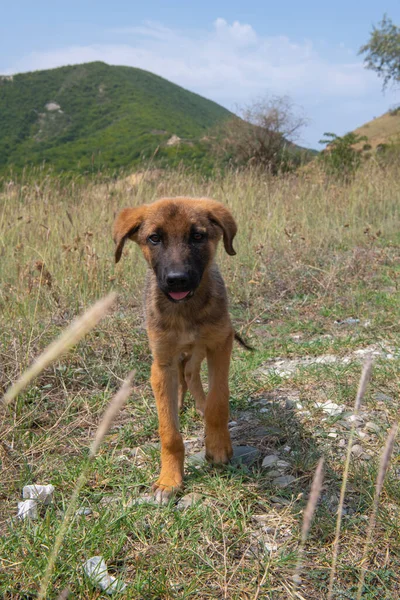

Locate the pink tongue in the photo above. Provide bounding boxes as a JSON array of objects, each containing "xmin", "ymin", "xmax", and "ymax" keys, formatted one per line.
[{"xmin": 169, "ymin": 291, "xmax": 190, "ymax": 301}]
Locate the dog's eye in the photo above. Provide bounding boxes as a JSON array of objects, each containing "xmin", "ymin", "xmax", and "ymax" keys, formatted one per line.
[
  {"xmin": 192, "ymin": 232, "xmax": 204, "ymax": 242},
  {"xmin": 148, "ymin": 234, "xmax": 161, "ymax": 245}
]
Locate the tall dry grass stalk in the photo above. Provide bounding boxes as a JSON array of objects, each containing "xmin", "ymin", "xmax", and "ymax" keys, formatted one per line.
[
  {"xmin": 1, "ymin": 292, "xmax": 117, "ymax": 408},
  {"xmin": 327, "ymin": 357, "xmax": 373, "ymax": 600},
  {"xmin": 37, "ymin": 372, "xmax": 134, "ymax": 600},
  {"xmin": 356, "ymin": 423, "xmax": 398, "ymax": 599},
  {"xmin": 293, "ymin": 457, "xmax": 325, "ymax": 587}
]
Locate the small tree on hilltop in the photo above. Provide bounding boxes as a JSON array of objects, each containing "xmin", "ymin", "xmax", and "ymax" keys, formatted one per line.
[
  {"xmin": 359, "ymin": 14, "xmax": 400, "ymax": 90},
  {"xmin": 212, "ymin": 95, "xmax": 308, "ymax": 174}
]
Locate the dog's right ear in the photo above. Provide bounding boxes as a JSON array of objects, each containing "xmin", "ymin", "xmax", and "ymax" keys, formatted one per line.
[{"xmin": 113, "ymin": 206, "xmax": 147, "ymax": 263}]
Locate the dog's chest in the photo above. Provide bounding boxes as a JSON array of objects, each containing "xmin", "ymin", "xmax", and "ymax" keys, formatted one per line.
[{"xmin": 175, "ymin": 328, "xmax": 197, "ymax": 351}]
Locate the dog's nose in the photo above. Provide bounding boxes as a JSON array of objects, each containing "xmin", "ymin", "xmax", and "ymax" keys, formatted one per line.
[{"xmin": 166, "ymin": 271, "xmax": 190, "ymax": 288}]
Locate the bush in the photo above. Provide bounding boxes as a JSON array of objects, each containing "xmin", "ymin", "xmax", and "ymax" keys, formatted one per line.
[{"xmin": 318, "ymin": 132, "xmax": 369, "ymax": 180}]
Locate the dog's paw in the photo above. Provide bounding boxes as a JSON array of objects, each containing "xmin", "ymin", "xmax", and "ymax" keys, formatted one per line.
[
  {"xmin": 152, "ymin": 474, "xmax": 183, "ymax": 504},
  {"xmin": 205, "ymin": 431, "xmax": 233, "ymax": 464}
]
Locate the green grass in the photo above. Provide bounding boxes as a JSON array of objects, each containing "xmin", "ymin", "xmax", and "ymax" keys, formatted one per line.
[{"xmin": 1, "ymin": 162, "xmax": 400, "ymax": 598}]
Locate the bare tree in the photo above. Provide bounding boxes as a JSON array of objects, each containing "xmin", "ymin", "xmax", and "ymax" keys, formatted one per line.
[{"xmin": 212, "ymin": 95, "xmax": 308, "ymax": 173}]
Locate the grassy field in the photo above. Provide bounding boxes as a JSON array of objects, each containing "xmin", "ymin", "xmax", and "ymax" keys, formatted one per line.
[{"xmin": 1, "ymin": 162, "xmax": 399, "ymax": 598}]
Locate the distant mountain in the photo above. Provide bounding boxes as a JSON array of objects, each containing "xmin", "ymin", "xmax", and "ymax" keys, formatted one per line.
[{"xmin": 0, "ymin": 62, "xmax": 232, "ymax": 175}]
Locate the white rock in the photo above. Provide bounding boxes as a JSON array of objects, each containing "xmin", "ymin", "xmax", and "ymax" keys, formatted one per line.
[
  {"xmin": 17, "ymin": 499, "xmax": 38, "ymax": 520},
  {"xmin": 83, "ymin": 556, "xmax": 126, "ymax": 595},
  {"xmin": 262, "ymin": 455, "xmax": 279, "ymax": 469},
  {"xmin": 316, "ymin": 402, "xmax": 342, "ymax": 416},
  {"xmin": 23, "ymin": 484, "xmax": 54, "ymax": 505}
]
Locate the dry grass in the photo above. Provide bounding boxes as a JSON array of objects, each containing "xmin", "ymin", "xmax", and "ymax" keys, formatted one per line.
[
  {"xmin": 353, "ymin": 111, "xmax": 400, "ymax": 149},
  {"xmin": 0, "ymin": 162, "xmax": 399, "ymax": 598}
]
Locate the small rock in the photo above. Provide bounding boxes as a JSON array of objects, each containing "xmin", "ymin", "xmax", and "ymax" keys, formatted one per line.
[
  {"xmin": 127, "ymin": 494, "xmax": 161, "ymax": 507},
  {"xmin": 252, "ymin": 514, "xmax": 270, "ymax": 524},
  {"xmin": 76, "ymin": 507, "xmax": 92, "ymax": 516},
  {"xmin": 176, "ymin": 493, "xmax": 202, "ymax": 510},
  {"xmin": 99, "ymin": 496, "xmax": 120, "ymax": 507},
  {"xmin": 228, "ymin": 421, "xmax": 238, "ymax": 428},
  {"xmin": 262, "ymin": 455, "xmax": 279, "ymax": 469},
  {"xmin": 264, "ymin": 542, "xmax": 278, "ymax": 553},
  {"xmin": 283, "ymin": 446, "xmax": 291, "ymax": 453},
  {"xmin": 270, "ymin": 496, "xmax": 291, "ymax": 506},
  {"xmin": 254, "ymin": 398, "xmax": 269, "ymax": 406},
  {"xmin": 317, "ymin": 401, "xmax": 342, "ymax": 417},
  {"xmin": 347, "ymin": 415, "xmax": 364, "ymax": 426},
  {"xmin": 334, "ymin": 318, "xmax": 360, "ymax": 326},
  {"xmin": 351, "ymin": 445, "xmax": 364, "ymax": 457},
  {"xmin": 232, "ymin": 446, "xmax": 261, "ymax": 466},
  {"xmin": 365, "ymin": 422, "xmax": 380, "ymax": 434},
  {"xmin": 83, "ymin": 556, "xmax": 126, "ymax": 594},
  {"xmin": 265, "ymin": 470, "xmax": 282, "ymax": 478},
  {"xmin": 17, "ymin": 499, "xmax": 38, "ymax": 520},
  {"xmin": 23, "ymin": 484, "xmax": 54, "ymax": 505},
  {"xmin": 273, "ymin": 475, "xmax": 296, "ymax": 488},
  {"xmin": 252, "ymin": 426, "xmax": 271, "ymax": 439},
  {"xmin": 189, "ymin": 445, "xmax": 260, "ymax": 467},
  {"xmin": 374, "ymin": 392, "xmax": 392, "ymax": 403},
  {"xmin": 338, "ymin": 439, "xmax": 347, "ymax": 448},
  {"xmin": 259, "ymin": 408, "xmax": 269, "ymax": 413}
]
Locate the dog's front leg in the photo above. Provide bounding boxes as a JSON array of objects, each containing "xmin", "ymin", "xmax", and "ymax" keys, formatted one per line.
[
  {"xmin": 151, "ymin": 358, "xmax": 184, "ymax": 501},
  {"xmin": 205, "ymin": 332, "xmax": 234, "ymax": 464}
]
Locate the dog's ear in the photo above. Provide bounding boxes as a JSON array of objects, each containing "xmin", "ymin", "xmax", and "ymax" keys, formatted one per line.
[
  {"xmin": 113, "ymin": 206, "xmax": 147, "ymax": 263},
  {"xmin": 206, "ymin": 201, "xmax": 237, "ymax": 256}
]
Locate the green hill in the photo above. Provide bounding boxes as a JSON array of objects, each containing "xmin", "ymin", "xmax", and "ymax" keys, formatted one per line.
[{"xmin": 0, "ymin": 62, "xmax": 232, "ymax": 175}]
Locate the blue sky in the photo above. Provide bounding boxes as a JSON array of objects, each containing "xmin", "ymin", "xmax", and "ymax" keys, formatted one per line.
[{"xmin": 1, "ymin": 0, "xmax": 399, "ymax": 147}]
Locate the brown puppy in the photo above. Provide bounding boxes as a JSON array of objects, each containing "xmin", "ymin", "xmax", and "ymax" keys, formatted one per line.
[{"xmin": 113, "ymin": 197, "xmax": 237, "ymax": 502}]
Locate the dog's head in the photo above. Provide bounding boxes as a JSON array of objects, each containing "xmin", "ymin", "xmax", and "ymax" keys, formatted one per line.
[{"xmin": 113, "ymin": 197, "xmax": 237, "ymax": 303}]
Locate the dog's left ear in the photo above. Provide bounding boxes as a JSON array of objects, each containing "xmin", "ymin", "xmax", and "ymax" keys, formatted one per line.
[
  {"xmin": 113, "ymin": 206, "xmax": 147, "ymax": 263},
  {"xmin": 206, "ymin": 201, "xmax": 237, "ymax": 256}
]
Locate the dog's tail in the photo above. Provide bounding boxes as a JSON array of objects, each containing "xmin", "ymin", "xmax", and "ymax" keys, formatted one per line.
[{"xmin": 234, "ymin": 331, "xmax": 254, "ymax": 351}]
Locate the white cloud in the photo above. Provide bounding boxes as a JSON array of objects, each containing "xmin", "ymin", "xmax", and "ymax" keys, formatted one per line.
[{"xmin": 6, "ymin": 19, "xmax": 399, "ymax": 147}]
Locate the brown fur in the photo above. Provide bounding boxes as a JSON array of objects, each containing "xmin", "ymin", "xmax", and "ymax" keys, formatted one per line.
[{"xmin": 113, "ymin": 197, "xmax": 237, "ymax": 501}]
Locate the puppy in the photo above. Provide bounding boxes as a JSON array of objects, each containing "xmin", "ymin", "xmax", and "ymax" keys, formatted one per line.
[{"xmin": 113, "ymin": 197, "xmax": 238, "ymax": 501}]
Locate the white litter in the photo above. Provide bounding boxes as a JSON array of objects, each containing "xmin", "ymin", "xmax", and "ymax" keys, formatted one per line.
[
  {"xmin": 23, "ymin": 484, "xmax": 54, "ymax": 505},
  {"xmin": 83, "ymin": 556, "xmax": 126, "ymax": 594},
  {"xmin": 17, "ymin": 499, "xmax": 38, "ymax": 520}
]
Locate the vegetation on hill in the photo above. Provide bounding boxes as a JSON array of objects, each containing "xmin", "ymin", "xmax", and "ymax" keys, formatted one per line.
[{"xmin": 0, "ymin": 61, "xmax": 232, "ymax": 175}]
